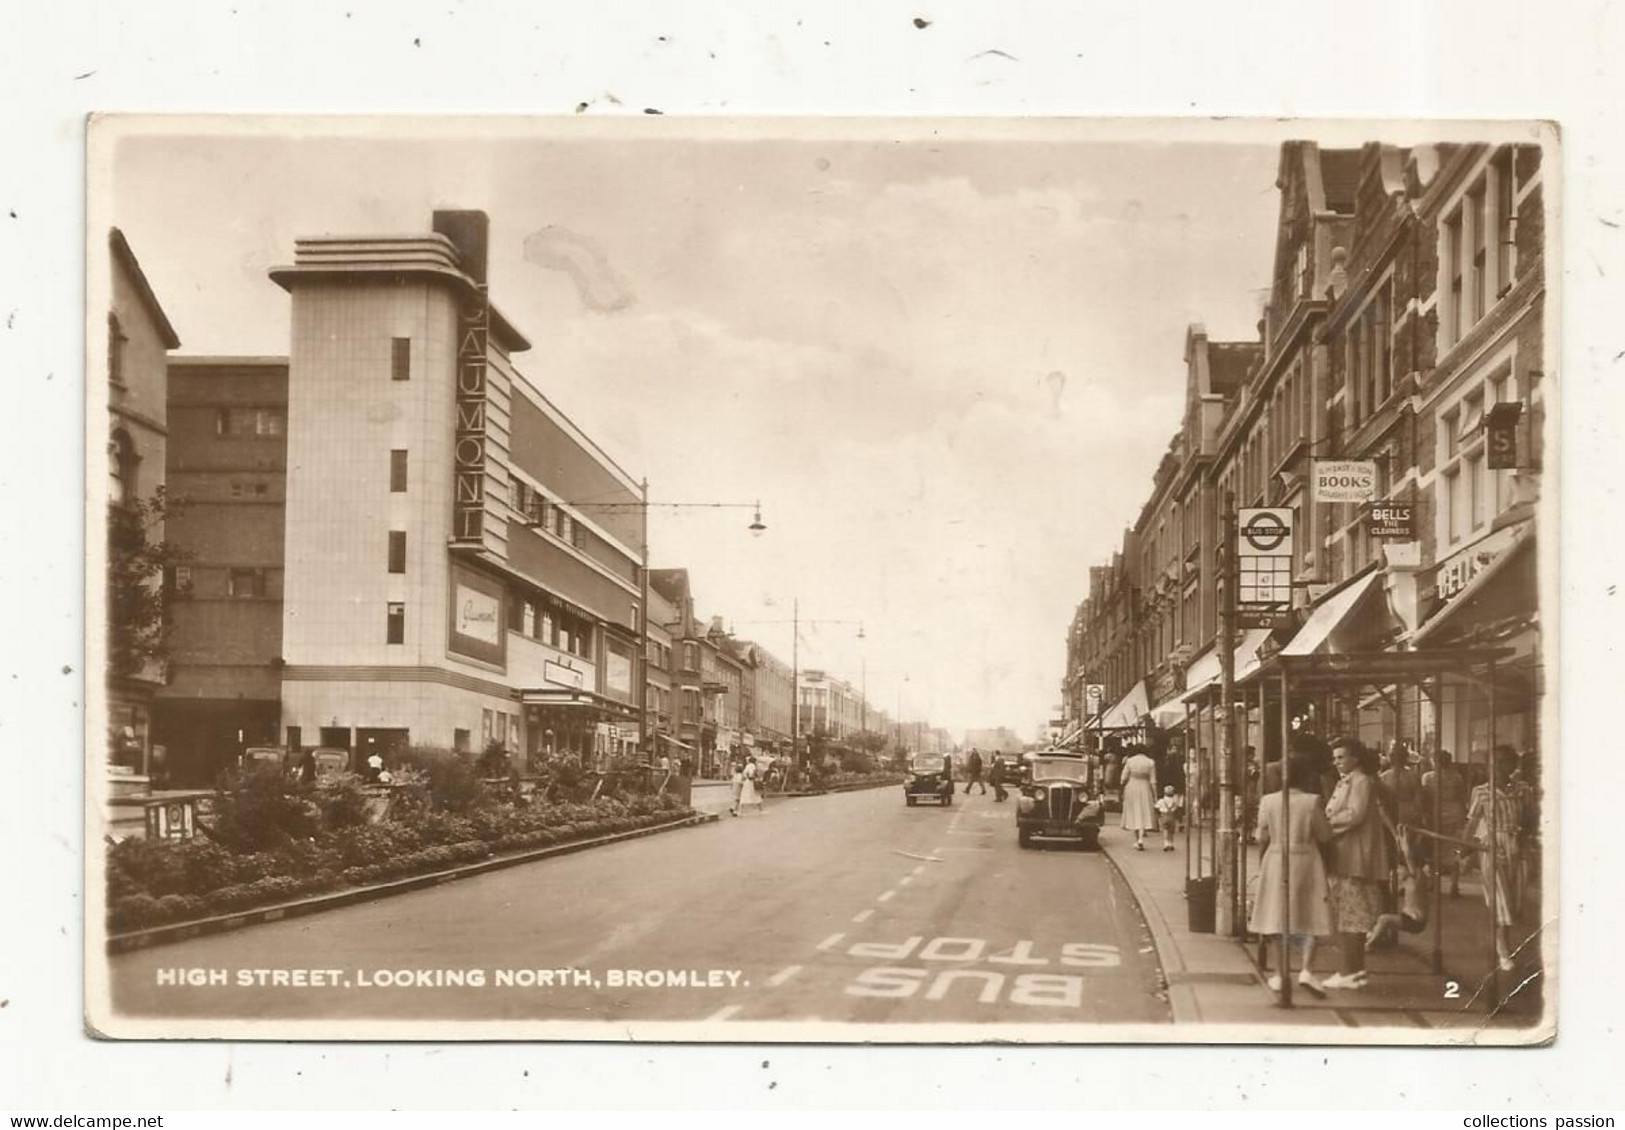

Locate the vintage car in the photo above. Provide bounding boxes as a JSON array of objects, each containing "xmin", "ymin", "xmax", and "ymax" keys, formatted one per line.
[
  {"xmin": 1016, "ymin": 753, "xmax": 1103, "ymax": 849},
  {"xmin": 903, "ymin": 754, "xmax": 955, "ymax": 807}
]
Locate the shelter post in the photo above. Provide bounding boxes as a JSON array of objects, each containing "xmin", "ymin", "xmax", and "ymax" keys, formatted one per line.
[
  {"xmin": 1216, "ymin": 495, "xmax": 1239, "ymax": 936},
  {"xmin": 1277, "ymin": 663, "xmax": 1293, "ymax": 1007}
]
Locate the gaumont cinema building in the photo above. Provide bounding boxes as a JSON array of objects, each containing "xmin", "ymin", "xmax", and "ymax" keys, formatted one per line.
[{"xmin": 265, "ymin": 211, "xmax": 646, "ymax": 767}]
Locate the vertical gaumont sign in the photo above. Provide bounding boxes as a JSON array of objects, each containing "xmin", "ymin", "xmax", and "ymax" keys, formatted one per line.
[{"xmin": 452, "ymin": 284, "xmax": 491, "ymax": 545}]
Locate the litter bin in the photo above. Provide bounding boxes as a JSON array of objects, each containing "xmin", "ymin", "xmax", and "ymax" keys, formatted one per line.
[{"xmin": 1186, "ymin": 875, "xmax": 1217, "ymax": 933}]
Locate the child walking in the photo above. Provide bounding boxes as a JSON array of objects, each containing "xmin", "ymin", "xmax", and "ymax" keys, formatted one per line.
[{"xmin": 1154, "ymin": 785, "xmax": 1182, "ymax": 852}]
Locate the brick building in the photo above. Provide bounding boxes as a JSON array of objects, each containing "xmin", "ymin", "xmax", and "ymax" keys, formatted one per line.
[{"xmin": 153, "ymin": 357, "xmax": 289, "ymax": 785}]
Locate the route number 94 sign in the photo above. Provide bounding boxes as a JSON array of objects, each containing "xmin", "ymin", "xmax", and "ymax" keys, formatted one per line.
[{"xmin": 1237, "ymin": 507, "xmax": 1294, "ymax": 628}]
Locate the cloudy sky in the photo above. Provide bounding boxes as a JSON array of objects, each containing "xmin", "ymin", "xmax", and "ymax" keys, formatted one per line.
[{"xmin": 105, "ymin": 118, "xmax": 1283, "ymax": 738}]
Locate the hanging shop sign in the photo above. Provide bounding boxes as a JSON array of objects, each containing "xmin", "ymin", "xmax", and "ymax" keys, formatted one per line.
[
  {"xmin": 1486, "ymin": 401, "xmax": 1525, "ymax": 470},
  {"xmin": 1237, "ymin": 507, "xmax": 1294, "ymax": 628},
  {"xmin": 1364, "ymin": 501, "xmax": 1415, "ymax": 539},
  {"xmin": 1311, "ymin": 459, "xmax": 1379, "ymax": 504},
  {"xmin": 451, "ymin": 284, "xmax": 491, "ymax": 546}
]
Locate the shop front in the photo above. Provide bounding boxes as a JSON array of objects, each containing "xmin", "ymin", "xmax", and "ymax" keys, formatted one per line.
[{"xmin": 521, "ymin": 688, "xmax": 639, "ymax": 773}]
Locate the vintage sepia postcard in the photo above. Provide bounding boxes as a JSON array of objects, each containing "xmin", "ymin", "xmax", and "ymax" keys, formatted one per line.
[{"xmin": 85, "ymin": 115, "xmax": 1558, "ymax": 1044}]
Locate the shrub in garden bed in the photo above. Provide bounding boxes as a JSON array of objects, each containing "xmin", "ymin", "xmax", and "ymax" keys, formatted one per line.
[{"xmin": 107, "ymin": 775, "xmax": 696, "ymax": 933}]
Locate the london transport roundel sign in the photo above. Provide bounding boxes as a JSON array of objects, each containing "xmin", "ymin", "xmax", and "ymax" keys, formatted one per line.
[{"xmin": 1238, "ymin": 507, "xmax": 1293, "ymax": 557}]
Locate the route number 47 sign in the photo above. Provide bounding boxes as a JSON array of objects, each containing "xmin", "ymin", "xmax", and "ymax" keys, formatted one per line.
[{"xmin": 1237, "ymin": 507, "xmax": 1294, "ymax": 628}]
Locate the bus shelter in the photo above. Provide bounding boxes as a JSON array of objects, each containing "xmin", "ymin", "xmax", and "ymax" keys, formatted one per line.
[{"xmin": 1238, "ymin": 645, "xmax": 1515, "ymax": 1008}]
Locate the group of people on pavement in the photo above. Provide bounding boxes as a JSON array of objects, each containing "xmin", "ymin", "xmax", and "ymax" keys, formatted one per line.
[{"xmin": 1246, "ymin": 734, "xmax": 1534, "ymax": 998}]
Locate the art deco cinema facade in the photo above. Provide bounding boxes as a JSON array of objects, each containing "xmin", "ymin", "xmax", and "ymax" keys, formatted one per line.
[{"xmin": 271, "ymin": 211, "xmax": 646, "ymax": 766}]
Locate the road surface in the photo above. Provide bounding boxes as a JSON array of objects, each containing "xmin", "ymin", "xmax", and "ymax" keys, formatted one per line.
[{"xmin": 106, "ymin": 785, "xmax": 1170, "ymax": 1029}]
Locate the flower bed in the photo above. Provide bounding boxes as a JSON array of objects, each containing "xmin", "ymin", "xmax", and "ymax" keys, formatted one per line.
[
  {"xmin": 802, "ymin": 771, "xmax": 905, "ymax": 792},
  {"xmin": 107, "ymin": 789, "xmax": 694, "ymax": 934}
]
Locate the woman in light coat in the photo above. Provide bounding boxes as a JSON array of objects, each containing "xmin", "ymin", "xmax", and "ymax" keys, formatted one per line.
[
  {"xmin": 1249, "ymin": 754, "xmax": 1332, "ymax": 997},
  {"xmin": 1119, "ymin": 748, "xmax": 1158, "ymax": 850},
  {"xmin": 1323, "ymin": 738, "xmax": 1391, "ymax": 990}
]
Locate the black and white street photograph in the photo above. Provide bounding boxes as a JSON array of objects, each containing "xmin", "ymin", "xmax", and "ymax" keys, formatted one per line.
[{"xmin": 83, "ymin": 115, "xmax": 1557, "ymax": 1043}]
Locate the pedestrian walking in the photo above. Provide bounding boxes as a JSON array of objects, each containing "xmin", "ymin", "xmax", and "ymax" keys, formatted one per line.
[
  {"xmin": 1120, "ymin": 747, "xmax": 1158, "ymax": 850},
  {"xmin": 1323, "ymin": 737, "xmax": 1391, "ymax": 990},
  {"xmin": 739, "ymin": 755, "xmax": 765, "ymax": 815},
  {"xmin": 729, "ymin": 757, "xmax": 744, "ymax": 816},
  {"xmin": 964, "ymin": 748, "xmax": 987, "ymax": 795},
  {"xmin": 1465, "ymin": 755, "xmax": 1522, "ymax": 971},
  {"xmin": 1381, "ymin": 741, "xmax": 1425, "ymax": 842},
  {"xmin": 1154, "ymin": 785, "xmax": 1181, "ymax": 851},
  {"xmin": 1422, "ymin": 749, "xmax": 1468, "ymax": 897},
  {"xmin": 1248, "ymin": 754, "xmax": 1332, "ymax": 998},
  {"xmin": 989, "ymin": 754, "xmax": 1008, "ymax": 802}
]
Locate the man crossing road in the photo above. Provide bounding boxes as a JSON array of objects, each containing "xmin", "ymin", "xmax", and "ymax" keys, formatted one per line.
[{"xmin": 964, "ymin": 748, "xmax": 987, "ymax": 795}]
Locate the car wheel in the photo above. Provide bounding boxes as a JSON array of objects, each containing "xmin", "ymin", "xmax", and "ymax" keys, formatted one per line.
[
  {"xmin": 943, "ymin": 792, "xmax": 953, "ymax": 807},
  {"xmin": 906, "ymin": 796, "xmax": 916, "ymax": 806},
  {"xmin": 1018, "ymin": 829, "xmax": 1033, "ymax": 848},
  {"xmin": 1081, "ymin": 830, "xmax": 1100, "ymax": 851}
]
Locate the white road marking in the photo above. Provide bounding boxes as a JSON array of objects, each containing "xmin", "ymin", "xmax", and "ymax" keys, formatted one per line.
[
  {"xmin": 898, "ymin": 876, "xmax": 913, "ymax": 886},
  {"xmin": 892, "ymin": 850, "xmax": 943, "ymax": 863},
  {"xmin": 851, "ymin": 909, "xmax": 874, "ymax": 923},
  {"xmin": 816, "ymin": 932, "xmax": 846, "ymax": 951},
  {"xmin": 767, "ymin": 965, "xmax": 803, "ymax": 987},
  {"xmin": 911, "ymin": 864, "xmax": 927, "ymax": 875},
  {"xmin": 706, "ymin": 1004, "xmax": 742, "ymax": 1021},
  {"xmin": 877, "ymin": 889, "xmax": 896, "ymax": 903}
]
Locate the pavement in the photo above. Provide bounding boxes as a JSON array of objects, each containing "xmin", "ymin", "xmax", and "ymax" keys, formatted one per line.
[
  {"xmin": 1100, "ymin": 814, "xmax": 1549, "ymax": 1037},
  {"xmin": 104, "ymin": 786, "xmax": 1168, "ymax": 1033}
]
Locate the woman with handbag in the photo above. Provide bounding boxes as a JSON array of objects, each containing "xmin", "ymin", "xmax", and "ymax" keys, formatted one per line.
[{"xmin": 1322, "ymin": 737, "xmax": 1391, "ymax": 990}]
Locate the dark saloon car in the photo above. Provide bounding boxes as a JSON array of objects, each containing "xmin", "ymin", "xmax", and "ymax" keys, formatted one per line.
[
  {"xmin": 1016, "ymin": 754, "xmax": 1102, "ymax": 849},
  {"xmin": 903, "ymin": 754, "xmax": 955, "ymax": 807}
]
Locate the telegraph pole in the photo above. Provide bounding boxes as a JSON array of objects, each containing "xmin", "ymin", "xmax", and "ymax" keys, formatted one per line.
[{"xmin": 1215, "ymin": 492, "xmax": 1239, "ymax": 937}]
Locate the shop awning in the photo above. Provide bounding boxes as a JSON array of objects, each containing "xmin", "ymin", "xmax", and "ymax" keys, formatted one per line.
[
  {"xmin": 1278, "ymin": 570, "xmax": 1384, "ymax": 657},
  {"xmin": 1149, "ymin": 697, "xmax": 1188, "ymax": 728},
  {"xmin": 1412, "ymin": 528, "xmax": 1536, "ymax": 646},
  {"xmin": 1100, "ymin": 680, "xmax": 1149, "ymax": 728},
  {"xmin": 657, "ymin": 733, "xmax": 694, "ymax": 751},
  {"xmin": 1179, "ymin": 629, "xmax": 1274, "ymax": 703}
]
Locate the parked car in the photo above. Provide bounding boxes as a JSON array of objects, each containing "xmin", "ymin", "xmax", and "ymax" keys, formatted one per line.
[
  {"xmin": 903, "ymin": 754, "xmax": 955, "ymax": 807},
  {"xmin": 1016, "ymin": 753, "xmax": 1102, "ymax": 849}
]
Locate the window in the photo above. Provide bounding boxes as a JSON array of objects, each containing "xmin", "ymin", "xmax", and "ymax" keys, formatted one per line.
[
  {"xmin": 1494, "ymin": 150, "xmax": 1516, "ymax": 294},
  {"xmin": 216, "ymin": 408, "xmax": 285, "ymax": 437},
  {"xmin": 387, "ymin": 530, "xmax": 406, "ymax": 574},
  {"xmin": 1445, "ymin": 211, "xmax": 1464, "ymax": 344},
  {"xmin": 540, "ymin": 607, "xmax": 555, "ymax": 644},
  {"xmin": 572, "ymin": 521, "xmax": 588, "ymax": 550},
  {"xmin": 454, "ymin": 728, "xmax": 471, "ymax": 753},
  {"xmin": 172, "ymin": 565, "xmax": 192, "ymax": 595},
  {"xmin": 107, "ymin": 313, "xmax": 126, "ymax": 387},
  {"xmin": 386, "ymin": 602, "xmax": 406, "ymax": 644},
  {"xmin": 390, "ymin": 450, "xmax": 408, "ymax": 493},
  {"xmin": 286, "ymin": 726, "xmax": 302, "ymax": 751},
  {"xmin": 522, "ymin": 600, "xmax": 536, "ymax": 637},
  {"xmin": 1469, "ymin": 184, "xmax": 1488, "ymax": 324},
  {"xmin": 391, "ymin": 337, "xmax": 411, "ymax": 381},
  {"xmin": 228, "ymin": 568, "xmax": 265, "ymax": 598},
  {"xmin": 108, "ymin": 430, "xmax": 136, "ymax": 504}
]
